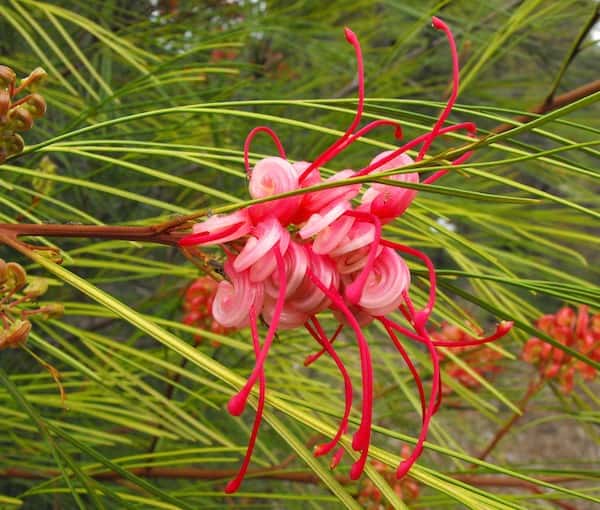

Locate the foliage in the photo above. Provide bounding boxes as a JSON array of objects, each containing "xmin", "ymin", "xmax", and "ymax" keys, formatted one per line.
[{"xmin": 0, "ymin": 0, "xmax": 599, "ymax": 508}]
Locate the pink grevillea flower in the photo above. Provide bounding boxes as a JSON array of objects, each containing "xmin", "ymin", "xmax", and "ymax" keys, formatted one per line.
[
  {"xmin": 430, "ymin": 323, "xmax": 504, "ymax": 395},
  {"xmin": 358, "ymin": 456, "xmax": 420, "ymax": 509},
  {"xmin": 523, "ymin": 305, "xmax": 599, "ymax": 393},
  {"xmin": 182, "ymin": 276, "xmax": 231, "ymax": 346},
  {"xmin": 180, "ymin": 16, "xmax": 513, "ymax": 492}
]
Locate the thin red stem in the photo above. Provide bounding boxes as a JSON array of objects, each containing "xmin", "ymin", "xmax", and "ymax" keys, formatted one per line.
[
  {"xmin": 227, "ymin": 244, "xmax": 286, "ymax": 416},
  {"xmin": 304, "ymin": 323, "xmax": 343, "ymax": 366},
  {"xmin": 422, "ymin": 149, "xmax": 474, "ymax": 184},
  {"xmin": 179, "ymin": 222, "xmax": 244, "ymax": 247},
  {"xmin": 356, "ymin": 122, "xmax": 476, "ymax": 178},
  {"xmin": 225, "ymin": 305, "xmax": 266, "ymax": 493},
  {"xmin": 416, "ymin": 17, "xmax": 460, "ymax": 162},
  {"xmin": 307, "ymin": 268, "xmax": 373, "ymax": 480},
  {"xmin": 243, "ymin": 126, "xmax": 287, "ymax": 175},
  {"xmin": 381, "ymin": 239, "xmax": 437, "ymax": 328},
  {"xmin": 305, "ymin": 317, "xmax": 353, "ymax": 457},
  {"xmin": 394, "ymin": 294, "xmax": 440, "ymax": 479},
  {"xmin": 298, "ymin": 28, "xmax": 365, "ymax": 183},
  {"xmin": 380, "ymin": 317, "xmax": 427, "ymax": 419},
  {"xmin": 343, "ymin": 210, "xmax": 381, "ymax": 305}
]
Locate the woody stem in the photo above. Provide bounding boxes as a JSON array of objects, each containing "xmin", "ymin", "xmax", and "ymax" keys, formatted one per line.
[
  {"xmin": 0, "ymin": 223, "xmax": 188, "ymax": 246},
  {"xmin": 476, "ymin": 376, "xmax": 545, "ymax": 463}
]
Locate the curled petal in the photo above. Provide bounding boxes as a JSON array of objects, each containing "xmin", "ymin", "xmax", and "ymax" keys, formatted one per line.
[
  {"xmin": 356, "ymin": 248, "xmax": 410, "ymax": 316},
  {"xmin": 362, "ymin": 151, "xmax": 419, "ymax": 221},
  {"xmin": 249, "ymin": 228, "xmax": 291, "ymax": 282},
  {"xmin": 234, "ymin": 218, "xmax": 285, "ymax": 272},
  {"xmin": 332, "ymin": 305, "xmax": 373, "ymax": 327},
  {"xmin": 248, "ymin": 157, "xmax": 301, "ymax": 223},
  {"xmin": 299, "ymin": 201, "xmax": 351, "ymax": 239},
  {"xmin": 313, "ymin": 215, "xmax": 355, "ymax": 255},
  {"xmin": 293, "ymin": 161, "xmax": 321, "ymax": 185},
  {"xmin": 182, "ymin": 210, "xmax": 251, "ymax": 246},
  {"xmin": 329, "ymin": 221, "xmax": 375, "ymax": 257},
  {"xmin": 336, "ymin": 244, "xmax": 383, "ymax": 274},
  {"xmin": 303, "ymin": 169, "xmax": 360, "ymax": 213},
  {"xmin": 212, "ymin": 263, "xmax": 264, "ymax": 329},
  {"xmin": 264, "ymin": 241, "xmax": 307, "ymax": 299},
  {"xmin": 262, "ymin": 298, "xmax": 309, "ymax": 329},
  {"xmin": 288, "ymin": 248, "xmax": 338, "ymax": 314}
]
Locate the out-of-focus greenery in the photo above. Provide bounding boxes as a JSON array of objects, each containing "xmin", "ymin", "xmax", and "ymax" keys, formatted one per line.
[{"xmin": 0, "ymin": 0, "xmax": 598, "ymax": 508}]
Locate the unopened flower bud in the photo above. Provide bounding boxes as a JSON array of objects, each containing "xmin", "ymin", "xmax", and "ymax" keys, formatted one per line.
[
  {"xmin": 39, "ymin": 303, "xmax": 64, "ymax": 319},
  {"xmin": 8, "ymin": 107, "xmax": 33, "ymax": 131},
  {"xmin": 0, "ymin": 66, "xmax": 16, "ymax": 90},
  {"xmin": 0, "ymin": 259, "xmax": 7, "ymax": 284},
  {"xmin": 35, "ymin": 248, "xmax": 63, "ymax": 265},
  {"xmin": 32, "ymin": 156, "xmax": 57, "ymax": 193},
  {"xmin": 6, "ymin": 262, "xmax": 27, "ymax": 291},
  {"xmin": 5, "ymin": 134, "xmax": 24, "ymax": 156},
  {"xmin": 0, "ymin": 90, "xmax": 10, "ymax": 121},
  {"xmin": 24, "ymin": 277, "xmax": 49, "ymax": 298},
  {"xmin": 20, "ymin": 67, "xmax": 47, "ymax": 92},
  {"xmin": 24, "ymin": 93, "xmax": 46, "ymax": 118},
  {"xmin": 0, "ymin": 319, "xmax": 31, "ymax": 349}
]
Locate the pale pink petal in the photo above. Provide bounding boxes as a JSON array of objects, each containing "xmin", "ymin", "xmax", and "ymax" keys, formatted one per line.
[
  {"xmin": 234, "ymin": 218, "xmax": 284, "ymax": 272},
  {"xmin": 248, "ymin": 228, "xmax": 290, "ymax": 282},
  {"xmin": 190, "ymin": 210, "xmax": 251, "ymax": 245},
  {"xmin": 313, "ymin": 215, "xmax": 355, "ymax": 255},
  {"xmin": 212, "ymin": 262, "xmax": 264, "ymax": 328},
  {"xmin": 329, "ymin": 221, "xmax": 375, "ymax": 257},
  {"xmin": 264, "ymin": 241, "xmax": 307, "ymax": 299},
  {"xmin": 303, "ymin": 169, "xmax": 360, "ymax": 213},
  {"xmin": 299, "ymin": 201, "xmax": 350, "ymax": 239},
  {"xmin": 356, "ymin": 247, "xmax": 410, "ymax": 316},
  {"xmin": 335, "ymin": 244, "xmax": 383, "ymax": 274},
  {"xmin": 248, "ymin": 157, "xmax": 301, "ymax": 223},
  {"xmin": 288, "ymin": 249, "xmax": 338, "ymax": 313},
  {"xmin": 262, "ymin": 298, "xmax": 309, "ymax": 329},
  {"xmin": 361, "ymin": 151, "xmax": 419, "ymax": 220}
]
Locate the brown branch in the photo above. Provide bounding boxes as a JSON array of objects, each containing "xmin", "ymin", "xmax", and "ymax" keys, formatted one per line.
[
  {"xmin": 453, "ymin": 475, "xmax": 580, "ymax": 510},
  {"xmin": 476, "ymin": 377, "xmax": 544, "ymax": 462},
  {"xmin": 0, "ymin": 466, "xmax": 346, "ymax": 484},
  {"xmin": 2, "ymin": 466, "xmax": 587, "ymax": 485},
  {"xmin": 0, "ymin": 465, "xmax": 586, "ymax": 509},
  {"xmin": 0, "ymin": 223, "xmax": 188, "ymax": 246},
  {"xmin": 492, "ymin": 78, "xmax": 600, "ymax": 134}
]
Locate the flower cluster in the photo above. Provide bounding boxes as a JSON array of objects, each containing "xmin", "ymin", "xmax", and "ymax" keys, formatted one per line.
[
  {"xmin": 182, "ymin": 276, "xmax": 230, "ymax": 345},
  {"xmin": 180, "ymin": 17, "xmax": 513, "ymax": 492},
  {"xmin": 431, "ymin": 323, "xmax": 504, "ymax": 395},
  {"xmin": 523, "ymin": 306, "xmax": 599, "ymax": 393},
  {"xmin": 358, "ymin": 457, "xmax": 419, "ymax": 509},
  {"xmin": 0, "ymin": 259, "xmax": 63, "ymax": 350},
  {"xmin": 0, "ymin": 65, "xmax": 47, "ymax": 163}
]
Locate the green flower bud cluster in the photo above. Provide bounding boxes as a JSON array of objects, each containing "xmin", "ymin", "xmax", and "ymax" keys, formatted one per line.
[
  {"xmin": 0, "ymin": 259, "xmax": 63, "ymax": 350},
  {"xmin": 0, "ymin": 65, "xmax": 47, "ymax": 164}
]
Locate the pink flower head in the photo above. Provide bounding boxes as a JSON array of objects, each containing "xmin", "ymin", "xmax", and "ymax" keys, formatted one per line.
[
  {"xmin": 430, "ymin": 323, "xmax": 504, "ymax": 395},
  {"xmin": 182, "ymin": 276, "xmax": 231, "ymax": 345},
  {"xmin": 180, "ymin": 16, "xmax": 513, "ymax": 492},
  {"xmin": 523, "ymin": 305, "xmax": 599, "ymax": 392},
  {"xmin": 360, "ymin": 151, "xmax": 419, "ymax": 222}
]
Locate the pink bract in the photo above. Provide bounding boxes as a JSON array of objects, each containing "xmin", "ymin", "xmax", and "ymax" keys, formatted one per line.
[{"xmin": 180, "ymin": 16, "xmax": 513, "ymax": 492}]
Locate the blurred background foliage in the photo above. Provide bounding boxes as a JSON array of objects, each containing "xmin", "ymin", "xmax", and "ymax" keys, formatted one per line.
[{"xmin": 0, "ymin": 0, "xmax": 599, "ymax": 508}]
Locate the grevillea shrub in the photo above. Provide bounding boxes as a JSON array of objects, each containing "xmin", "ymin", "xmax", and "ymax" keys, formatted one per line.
[
  {"xmin": 430, "ymin": 323, "xmax": 504, "ymax": 395},
  {"xmin": 180, "ymin": 17, "xmax": 512, "ymax": 492},
  {"xmin": 182, "ymin": 276, "xmax": 230, "ymax": 346},
  {"xmin": 1, "ymin": 2, "xmax": 599, "ymax": 509},
  {"xmin": 523, "ymin": 306, "xmax": 599, "ymax": 393}
]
